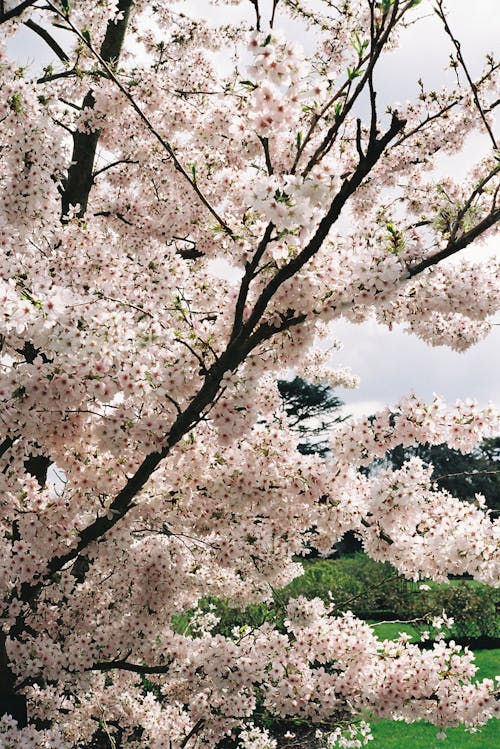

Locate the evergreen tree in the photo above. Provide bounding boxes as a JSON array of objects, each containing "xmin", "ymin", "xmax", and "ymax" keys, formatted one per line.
[
  {"xmin": 380, "ymin": 438, "xmax": 500, "ymax": 515},
  {"xmin": 277, "ymin": 377, "xmax": 346, "ymax": 457}
]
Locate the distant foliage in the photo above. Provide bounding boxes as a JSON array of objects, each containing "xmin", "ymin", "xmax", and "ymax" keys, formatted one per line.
[
  {"xmin": 378, "ymin": 437, "xmax": 500, "ymax": 513},
  {"xmin": 277, "ymin": 376, "xmax": 345, "ymax": 456}
]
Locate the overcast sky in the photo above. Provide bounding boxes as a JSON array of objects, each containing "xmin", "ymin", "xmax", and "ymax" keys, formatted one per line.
[
  {"xmin": 5, "ymin": 0, "xmax": 499, "ymax": 418},
  {"xmin": 327, "ymin": 0, "xmax": 500, "ymax": 417}
]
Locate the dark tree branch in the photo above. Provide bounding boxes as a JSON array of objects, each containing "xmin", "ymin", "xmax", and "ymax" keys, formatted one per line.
[
  {"xmin": 52, "ymin": 1, "xmax": 235, "ymax": 237},
  {"xmin": 93, "ymin": 158, "xmax": 138, "ymax": 178},
  {"xmin": 231, "ymin": 222, "xmax": 274, "ymax": 341},
  {"xmin": 0, "ymin": 0, "xmax": 37, "ymax": 24},
  {"xmin": 24, "ymin": 18, "xmax": 69, "ymax": 62},
  {"xmin": 259, "ymin": 136, "xmax": 273, "ymax": 175},
  {"xmin": 91, "ymin": 659, "xmax": 171, "ymax": 674},
  {"xmin": 300, "ymin": 1, "xmax": 401, "ymax": 177},
  {"xmin": 181, "ymin": 719, "xmax": 205, "ymax": 749},
  {"xmin": 60, "ymin": 0, "xmax": 134, "ymax": 219},
  {"xmin": 355, "ymin": 118, "xmax": 364, "ymax": 159},
  {"xmin": 249, "ymin": 0, "xmax": 261, "ymax": 31},
  {"xmin": 409, "ymin": 206, "xmax": 500, "ymax": 277},
  {"xmin": 435, "ymin": 0, "xmax": 497, "ymax": 150},
  {"xmin": 0, "ymin": 436, "xmax": 15, "ymax": 461},
  {"xmin": 361, "ymin": 517, "xmax": 394, "ymax": 545},
  {"xmin": 94, "ymin": 210, "xmax": 134, "ymax": 225},
  {"xmin": 243, "ymin": 113, "xmax": 406, "ymax": 334},
  {"xmin": 270, "ymin": 0, "xmax": 279, "ymax": 28},
  {"xmin": 447, "ymin": 165, "xmax": 500, "ymax": 246}
]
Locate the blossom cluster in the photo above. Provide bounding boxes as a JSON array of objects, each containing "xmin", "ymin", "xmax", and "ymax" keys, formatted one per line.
[{"xmin": 0, "ymin": 0, "xmax": 498, "ymax": 746}]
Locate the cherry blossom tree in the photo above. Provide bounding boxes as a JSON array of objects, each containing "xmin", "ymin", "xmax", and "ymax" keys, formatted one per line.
[{"xmin": 0, "ymin": 0, "xmax": 499, "ymax": 746}]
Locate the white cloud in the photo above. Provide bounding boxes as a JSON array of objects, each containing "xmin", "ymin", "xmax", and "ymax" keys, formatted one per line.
[{"xmin": 329, "ymin": 317, "xmax": 500, "ymax": 411}]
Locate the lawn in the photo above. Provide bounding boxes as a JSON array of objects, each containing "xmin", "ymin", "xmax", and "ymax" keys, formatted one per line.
[{"xmin": 369, "ymin": 649, "xmax": 499, "ymax": 748}]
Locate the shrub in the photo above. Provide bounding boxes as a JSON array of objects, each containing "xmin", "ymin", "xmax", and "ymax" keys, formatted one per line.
[{"xmin": 405, "ymin": 581, "xmax": 499, "ymax": 639}]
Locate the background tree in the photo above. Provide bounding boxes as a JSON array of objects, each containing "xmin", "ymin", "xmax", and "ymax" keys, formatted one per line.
[
  {"xmin": 278, "ymin": 376, "xmax": 346, "ymax": 457},
  {"xmin": 0, "ymin": 1, "xmax": 499, "ymax": 747},
  {"xmin": 379, "ymin": 437, "xmax": 500, "ymax": 515}
]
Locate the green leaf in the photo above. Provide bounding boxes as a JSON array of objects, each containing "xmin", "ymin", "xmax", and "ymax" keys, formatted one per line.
[
  {"xmin": 351, "ymin": 32, "xmax": 368, "ymax": 57},
  {"xmin": 81, "ymin": 27, "xmax": 91, "ymax": 45},
  {"xmin": 261, "ymin": 34, "xmax": 272, "ymax": 47},
  {"xmin": 61, "ymin": 0, "xmax": 70, "ymax": 14},
  {"xmin": 347, "ymin": 66, "xmax": 363, "ymax": 81},
  {"xmin": 239, "ymin": 80, "xmax": 257, "ymax": 91}
]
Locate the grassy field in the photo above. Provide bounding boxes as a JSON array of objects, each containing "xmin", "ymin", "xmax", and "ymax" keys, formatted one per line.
[{"xmin": 369, "ymin": 648, "xmax": 499, "ymax": 748}]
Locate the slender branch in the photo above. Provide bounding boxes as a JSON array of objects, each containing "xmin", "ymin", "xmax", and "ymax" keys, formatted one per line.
[
  {"xmin": 355, "ymin": 118, "xmax": 364, "ymax": 159},
  {"xmin": 435, "ymin": 0, "xmax": 497, "ymax": 150},
  {"xmin": 393, "ymin": 63, "xmax": 499, "ymax": 150},
  {"xmin": 181, "ymin": 719, "xmax": 205, "ymax": 749},
  {"xmin": 361, "ymin": 517, "xmax": 394, "ymax": 545},
  {"xmin": 409, "ymin": 206, "xmax": 500, "ymax": 277},
  {"xmin": 24, "ymin": 18, "xmax": 69, "ymax": 62},
  {"xmin": 367, "ymin": 1, "xmax": 378, "ymax": 143},
  {"xmin": 393, "ymin": 100, "xmax": 458, "ymax": 149},
  {"xmin": 93, "ymin": 210, "xmax": 133, "ymax": 225},
  {"xmin": 59, "ymin": 0, "xmax": 134, "ymax": 218},
  {"xmin": 230, "ymin": 222, "xmax": 274, "ymax": 340},
  {"xmin": 243, "ymin": 113, "xmax": 406, "ymax": 335},
  {"xmin": 300, "ymin": 0, "xmax": 402, "ymax": 177},
  {"xmin": 91, "ymin": 659, "xmax": 171, "ymax": 674},
  {"xmin": 270, "ymin": 0, "xmax": 279, "ymax": 28},
  {"xmin": 0, "ymin": 436, "xmax": 15, "ymax": 461},
  {"xmin": 259, "ymin": 136, "xmax": 273, "ymax": 175},
  {"xmin": 249, "ymin": 0, "xmax": 261, "ymax": 31},
  {"xmin": 447, "ymin": 164, "xmax": 500, "ymax": 245},
  {"xmin": 333, "ymin": 573, "xmax": 401, "ymax": 611},
  {"xmin": 174, "ymin": 337, "xmax": 208, "ymax": 374},
  {"xmin": 0, "ymin": 0, "xmax": 37, "ymax": 24},
  {"xmin": 93, "ymin": 158, "xmax": 139, "ymax": 178},
  {"xmin": 49, "ymin": 2, "xmax": 234, "ymax": 238},
  {"xmin": 434, "ymin": 469, "xmax": 500, "ymax": 482}
]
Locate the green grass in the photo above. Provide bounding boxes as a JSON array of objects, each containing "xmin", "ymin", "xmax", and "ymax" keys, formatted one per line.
[
  {"xmin": 369, "ymin": 620, "xmax": 421, "ymax": 642},
  {"xmin": 369, "ymin": 649, "xmax": 499, "ymax": 748},
  {"xmin": 369, "ymin": 718, "xmax": 498, "ymax": 748}
]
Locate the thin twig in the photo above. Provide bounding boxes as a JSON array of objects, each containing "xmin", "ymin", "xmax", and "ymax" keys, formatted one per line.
[
  {"xmin": 0, "ymin": 0, "xmax": 37, "ymax": 24},
  {"xmin": 24, "ymin": 18, "xmax": 69, "ymax": 62},
  {"xmin": 435, "ymin": 0, "xmax": 497, "ymax": 150},
  {"xmin": 47, "ymin": 2, "xmax": 235, "ymax": 238},
  {"xmin": 249, "ymin": 0, "xmax": 261, "ymax": 31},
  {"xmin": 409, "ymin": 206, "xmax": 500, "ymax": 276}
]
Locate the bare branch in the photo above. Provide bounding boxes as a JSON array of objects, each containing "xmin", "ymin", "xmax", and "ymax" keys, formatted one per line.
[
  {"xmin": 181, "ymin": 720, "xmax": 205, "ymax": 749},
  {"xmin": 59, "ymin": 0, "xmax": 134, "ymax": 219},
  {"xmin": 259, "ymin": 136, "xmax": 274, "ymax": 175},
  {"xmin": 0, "ymin": 0, "xmax": 37, "ymax": 24},
  {"xmin": 24, "ymin": 18, "xmax": 69, "ymax": 62},
  {"xmin": 409, "ymin": 206, "xmax": 500, "ymax": 277},
  {"xmin": 270, "ymin": 0, "xmax": 279, "ymax": 28},
  {"xmin": 91, "ymin": 659, "xmax": 171, "ymax": 674},
  {"xmin": 231, "ymin": 222, "xmax": 275, "ymax": 340},
  {"xmin": 249, "ymin": 0, "xmax": 261, "ymax": 31},
  {"xmin": 49, "ymin": 1, "xmax": 235, "ymax": 238},
  {"xmin": 93, "ymin": 158, "xmax": 139, "ymax": 178},
  {"xmin": 435, "ymin": 0, "xmax": 497, "ymax": 150},
  {"xmin": 355, "ymin": 118, "xmax": 364, "ymax": 159}
]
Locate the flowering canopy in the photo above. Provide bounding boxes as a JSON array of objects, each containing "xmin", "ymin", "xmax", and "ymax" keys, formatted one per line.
[{"xmin": 0, "ymin": 0, "xmax": 499, "ymax": 746}]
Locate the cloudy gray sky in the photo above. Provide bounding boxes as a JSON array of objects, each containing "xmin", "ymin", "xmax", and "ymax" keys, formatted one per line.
[{"xmin": 5, "ymin": 0, "xmax": 499, "ymax": 417}]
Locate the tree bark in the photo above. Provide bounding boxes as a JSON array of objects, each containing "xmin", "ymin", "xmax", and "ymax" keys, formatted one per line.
[{"xmin": 61, "ymin": 0, "xmax": 134, "ymax": 218}]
